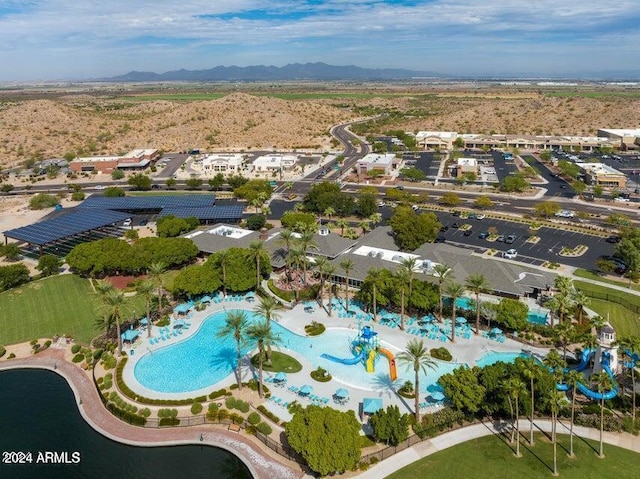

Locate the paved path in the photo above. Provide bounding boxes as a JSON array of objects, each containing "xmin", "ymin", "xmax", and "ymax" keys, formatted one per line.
[{"xmin": 0, "ymin": 350, "xmax": 303, "ymax": 479}]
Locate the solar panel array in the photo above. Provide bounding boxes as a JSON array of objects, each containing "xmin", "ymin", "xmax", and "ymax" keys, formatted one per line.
[
  {"xmin": 4, "ymin": 210, "xmax": 131, "ymax": 246},
  {"xmin": 79, "ymin": 195, "xmax": 216, "ymax": 210},
  {"xmin": 159, "ymin": 205, "xmax": 245, "ymax": 221}
]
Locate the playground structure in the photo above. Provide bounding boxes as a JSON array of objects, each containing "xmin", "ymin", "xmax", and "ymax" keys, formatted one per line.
[{"xmin": 321, "ymin": 325, "xmax": 397, "ymax": 381}]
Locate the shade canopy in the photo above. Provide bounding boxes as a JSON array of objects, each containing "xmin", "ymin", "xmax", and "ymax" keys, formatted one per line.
[
  {"xmin": 174, "ymin": 303, "xmax": 192, "ymax": 313},
  {"xmin": 200, "ymin": 295, "xmax": 212, "ymax": 303},
  {"xmin": 430, "ymin": 390, "xmax": 445, "ymax": 401},
  {"xmin": 427, "ymin": 383, "xmax": 444, "ymax": 393},
  {"xmin": 174, "ymin": 319, "xmax": 186, "ymax": 328},
  {"xmin": 121, "ymin": 329, "xmax": 140, "ymax": 342},
  {"xmin": 362, "ymin": 398, "xmax": 383, "ymax": 414},
  {"xmin": 274, "ymin": 372, "xmax": 287, "ymax": 381},
  {"xmin": 456, "ymin": 317, "xmax": 467, "ymax": 324},
  {"xmin": 299, "ymin": 385, "xmax": 313, "ymax": 395},
  {"xmin": 139, "ymin": 317, "xmax": 148, "ymax": 325},
  {"xmin": 491, "ymin": 327, "xmax": 503, "ymax": 335},
  {"xmin": 420, "ymin": 315, "xmax": 435, "ymax": 323},
  {"xmin": 335, "ymin": 388, "xmax": 349, "ymax": 398}
]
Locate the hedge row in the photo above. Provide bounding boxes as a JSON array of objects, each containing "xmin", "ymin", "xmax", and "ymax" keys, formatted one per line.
[
  {"xmin": 106, "ymin": 402, "xmax": 147, "ymax": 426},
  {"xmin": 225, "ymin": 397, "xmax": 250, "ymax": 413},
  {"xmin": 257, "ymin": 405, "xmax": 282, "ymax": 425}
]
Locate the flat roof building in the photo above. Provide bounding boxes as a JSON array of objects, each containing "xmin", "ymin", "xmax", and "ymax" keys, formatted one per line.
[
  {"xmin": 356, "ymin": 153, "xmax": 398, "ymax": 176},
  {"xmin": 252, "ymin": 154, "xmax": 298, "ymax": 172},
  {"xmin": 199, "ymin": 153, "xmax": 245, "ymax": 174},
  {"xmin": 456, "ymin": 157, "xmax": 477, "ymax": 178},
  {"xmin": 580, "ymin": 163, "xmax": 627, "ymax": 189}
]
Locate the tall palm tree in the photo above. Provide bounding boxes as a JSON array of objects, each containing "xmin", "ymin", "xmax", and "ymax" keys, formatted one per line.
[
  {"xmin": 247, "ymin": 241, "xmax": 267, "ymax": 291},
  {"xmin": 565, "ymin": 369, "xmax": 584, "ymax": 458},
  {"xmin": 277, "ymin": 229, "xmax": 295, "ymax": 284},
  {"xmin": 504, "ymin": 377, "xmax": 526, "ymax": 457},
  {"xmin": 444, "ymin": 281, "xmax": 465, "ymax": 343},
  {"xmin": 324, "ymin": 263, "xmax": 336, "ymax": 317},
  {"xmin": 254, "ymin": 295, "xmax": 283, "ymax": 363},
  {"xmin": 522, "ymin": 357, "xmax": 541, "ymax": 445},
  {"xmin": 216, "ymin": 310, "xmax": 249, "ymax": 390},
  {"xmin": 105, "ymin": 289, "xmax": 126, "ymax": 355},
  {"xmin": 583, "ymin": 334, "xmax": 599, "ymax": 368},
  {"xmin": 148, "ymin": 262, "xmax": 166, "ymax": 314},
  {"xmin": 136, "ymin": 279, "xmax": 155, "ymax": 339},
  {"xmin": 297, "ymin": 225, "xmax": 318, "ymax": 285},
  {"xmin": 313, "ymin": 256, "xmax": 328, "ymax": 302},
  {"xmin": 339, "ymin": 259, "xmax": 355, "ymax": 314},
  {"xmin": 628, "ymin": 336, "xmax": 640, "ymax": 421},
  {"xmin": 368, "ymin": 212, "xmax": 382, "ymax": 229},
  {"xmin": 397, "ymin": 339, "xmax": 437, "ymax": 422},
  {"xmin": 336, "ymin": 218, "xmax": 349, "ymax": 237},
  {"xmin": 593, "ymin": 371, "xmax": 614, "ymax": 458},
  {"xmin": 359, "ymin": 219, "xmax": 371, "ymax": 235},
  {"xmin": 246, "ymin": 320, "xmax": 282, "ymax": 398},
  {"xmin": 548, "ymin": 293, "xmax": 574, "ymax": 325},
  {"xmin": 433, "ymin": 263, "xmax": 452, "ymax": 322},
  {"xmin": 400, "ymin": 257, "xmax": 418, "ymax": 316},
  {"xmin": 395, "ymin": 268, "xmax": 411, "ymax": 331},
  {"xmin": 217, "ymin": 249, "xmax": 231, "ymax": 297},
  {"xmin": 288, "ymin": 245, "xmax": 306, "ymax": 302},
  {"xmin": 572, "ymin": 290, "xmax": 590, "ymax": 325},
  {"xmin": 368, "ymin": 268, "xmax": 384, "ymax": 323},
  {"xmin": 94, "ymin": 279, "xmax": 115, "ymax": 336},
  {"xmin": 555, "ymin": 322, "xmax": 576, "ymax": 360},
  {"xmin": 554, "ymin": 276, "xmax": 573, "ymax": 296},
  {"xmin": 323, "ymin": 206, "xmax": 335, "ymax": 222},
  {"xmin": 465, "ymin": 273, "xmax": 490, "ymax": 335},
  {"xmin": 549, "ymin": 389, "xmax": 564, "ymax": 475}
]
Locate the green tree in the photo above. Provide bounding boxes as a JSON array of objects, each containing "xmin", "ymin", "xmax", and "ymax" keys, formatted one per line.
[
  {"xmin": 388, "ymin": 206, "xmax": 441, "ymax": 250},
  {"xmin": 503, "ymin": 377, "xmax": 526, "ymax": 457},
  {"xmin": 394, "ymin": 267, "xmax": 411, "ymax": 331},
  {"xmin": 500, "ymin": 174, "xmax": 530, "ymax": 192},
  {"xmin": 474, "ymin": 196, "xmax": 494, "ymax": 209},
  {"xmin": 208, "ymin": 173, "xmax": 225, "ymax": 190},
  {"xmin": 495, "ymin": 298, "xmax": 528, "ymax": 330},
  {"xmin": 172, "ymin": 264, "xmax": 221, "ymax": 298},
  {"xmin": 549, "ymin": 389, "xmax": 563, "ymax": 475},
  {"xmin": 185, "ymin": 177, "xmax": 203, "ymax": 190},
  {"xmin": 148, "ymin": 262, "xmax": 167, "ymax": 315},
  {"xmin": 521, "ymin": 358, "xmax": 542, "ymax": 445},
  {"xmin": 103, "ymin": 186, "xmax": 125, "ymax": 197},
  {"xmin": 94, "ymin": 279, "xmax": 115, "ymax": 336},
  {"xmin": 433, "ymin": 263, "xmax": 452, "ymax": 321},
  {"xmin": 127, "ymin": 173, "xmax": 152, "ymax": 191},
  {"xmin": 165, "ymin": 177, "xmax": 177, "ymax": 189},
  {"xmin": 36, "ymin": 254, "xmax": 62, "ymax": 277},
  {"xmin": 2, "ymin": 243, "xmax": 21, "ymax": 261},
  {"xmin": 465, "ymin": 273, "xmax": 490, "ymax": 335},
  {"xmin": 0, "ymin": 263, "xmax": 29, "ymax": 291},
  {"xmin": 444, "ymin": 281, "xmax": 465, "ymax": 343},
  {"xmin": 339, "ymin": 259, "xmax": 355, "ymax": 314},
  {"xmin": 136, "ymin": 279, "xmax": 155, "ymax": 339},
  {"xmin": 367, "ymin": 268, "xmax": 385, "ymax": 322},
  {"xmin": 399, "ymin": 167, "xmax": 426, "ymax": 182},
  {"xmin": 400, "ymin": 256, "xmax": 417, "ymax": 317},
  {"xmin": 593, "ymin": 184, "xmax": 604, "ymax": 198},
  {"xmin": 593, "ymin": 372, "xmax": 614, "ymax": 458},
  {"xmin": 254, "ymin": 295, "xmax": 283, "ymax": 362},
  {"xmin": 285, "ymin": 406, "xmax": 361, "ymax": 476},
  {"xmin": 438, "ymin": 366, "xmax": 485, "ymax": 414},
  {"xmin": 558, "ymin": 160, "xmax": 580, "ymax": 179},
  {"xmin": 440, "ymin": 192, "xmax": 461, "ymax": 207},
  {"xmin": 571, "ymin": 179, "xmax": 587, "ymax": 196},
  {"xmin": 106, "ymin": 289, "xmax": 126, "ymax": 355},
  {"xmin": 247, "ymin": 241, "xmax": 268, "ymax": 291},
  {"xmin": 111, "ymin": 169, "xmax": 125, "ymax": 180},
  {"xmin": 397, "ymin": 339, "xmax": 437, "ymax": 422},
  {"xmin": 302, "ymin": 181, "xmax": 355, "ymax": 217},
  {"xmin": 246, "ymin": 320, "xmax": 281, "ymax": 397},
  {"xmin": 280, "ymin": 211, "xmax": 317, "ymax": 231},
  {"xmin": 564, "ymin": 369, "xmax": 584, "ymax": 458},
  {"xmin": 216, "ymin": 310, "xmax": 249, "ymax": 390},
  {"xmin": 356, "ymin": 191, "xmax": 378, "ymax": 217},
  {"xmin": 29, "ymin": 193, "xmax": 59, "ymax": 210},
  {"xmin": 533, "ymin": 201, "xmax": 561, "ymax": 218},
  {"xmin": 369, "ymin": 405, "xmax": 410, "ymax": 446}
]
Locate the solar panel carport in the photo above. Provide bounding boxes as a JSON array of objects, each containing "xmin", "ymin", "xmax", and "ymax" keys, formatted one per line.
[{"xmin": 159, "ymin": 206, "xmax": 244, "ymax": 223}]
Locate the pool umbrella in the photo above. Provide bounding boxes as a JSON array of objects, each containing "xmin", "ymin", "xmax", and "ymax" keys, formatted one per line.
[
  {"xmin": 335, "ymin": 388, "xmax": 349, "ymax": 398},
  {"xmin": 174, "ymin": 319, "xmax": 185, "ymax": 329},
  {"xmin": 200, "ymin": 295, "xmax": 212, "ymax": 303},
  {"xmin": 491, "ymin": 327, "xmax": 503, "ymax": 335},
  {"xmin": 121, "ymin": 329, "xmax": 140, "ymax": 342},
  {"xmin": 420, "ymin": 315, "xmax": 435, "ymax": 323},
  {"xmin": 139, "ymin": 317, "xmax": 148, "ymax": 325},
  {"xmin": 455, "ymin": 317, "xmax": 467, "ymax": 324},
  {"xmin": 430, "ymin": 390, "xmax": 445, "ymax": 402},
  {"xmin": 299, "ymin": 385, "xmax": 313, "ymax": 396},
  {"xmin": 274, "ymin": 372, "xmax": 287, "ymax": 382},
  {"xmin": 174, "ymin": 303, "xmax": 191, "ymax": 314},
  {"xmin": 362, "ymin": 398, "xmax": 383, "ymax": 414}
]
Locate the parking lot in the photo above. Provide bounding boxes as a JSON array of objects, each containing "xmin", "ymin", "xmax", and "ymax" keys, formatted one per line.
[{"xmin": 403, "ymin": 152, "xmax": 441, "ymax": 180}]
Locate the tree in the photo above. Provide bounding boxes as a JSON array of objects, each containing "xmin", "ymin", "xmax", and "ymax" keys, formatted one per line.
[
  {"xmin": 572, "ymin": 290, "xmax": 590, "ymax": 324},
  {"xmin": 247, "ymin": 241, "xmax": 268, "ymax": 291},
  {"xmin": 339, "ymin": 259, "xmax": 355, "ymax": 314},
  {"xmin": 165, "ymin": 177, "xmax": 177, "ymax": 189},
  {"xmin": 440, "ymin": 192, "xmax": 461, "ymax": 207},
  {"xmin": 399, "ymin": 167, "xmax": 426, "ymax": 182},
  {"xmin": 521, "ymin": 358, "xmax": 541, "ymax": 445},
  {"xmin": 394, "ymin": 267, "xmax": 411, "ymax": 331},
  {"xmin": 397, "ymin": 339, "xmax": 437, "ymax": 422},
  {"xmin": 474, "ymin": 196, "xmax": 494, "ymax": 209},
  {"xmin": 216, "ymin": 310, "xmax": 249, "ymax": 390},
  {"xmin": 433, "ymin": 263, "xmax": 452, "ymax": 321},
  {"xmin": 400, "ymin": 257, "xmax": 417, "ymax": 315},
  {"xmin": 593, "ymin": 184, "xmax": 604, "ymax": 198},
  {"xmin": 356, "ymin": 191, "xmax": 378, "ymax": 217},
  {"xmin": 2, "ymin": 243, "xmax": 21, "ymax": 261},
  {"xmin": 324, "ymin": 264, "xmax": 336, "ymax": 317},
  {"xmin": 208, "ymin": 173, "xmax": 225, "ymax": 190},
  {"xmin": 465, "ymin": 273, "xmax": 489, "ymax": 335},
  {"xmin": 558, "ymin": 160, "xmax": 580, "ymax": 179},
  {"xmin": 185, "ymin": 177, "xmax": 203, "ymax": 190},
  {"xmin": 504, "ymin": 377, "xmax": 526, "ymax": 457},
  {"xmin": 500, "ymin": 174, "xmax": 530, "ymax": 192},
  {"xmin": 444, "ymin": 281, "xmax": 464, "ymax": 343},
  {"xmin": 148, "ymin": 262, "xmax": 166, "ymax": 314},
  {"xmin": 157, "ymin": 215, "xmax": 198, "ymax": 237},
  {"xmin": 285, "ymin": 406, "xmax": 361, "ymax": 476},
  {"xmin": 367, "ymin": 268, "xmax": 385, "ymax": 322},
  {"xmin": 94, "ymin": 279, "xmax": 115, "ymax": 336},
  {"xmin": 438, "ymin": 366, "xmax": 485, "ymax": 414},
  {"xmin": 103, "ymin": 186, "xmax": 125, "ymax": 197},
  {"xmin": 571, "ymin": 179, "xmax": 587, "ymax": 196},
  {"xmin": 592, "ymin": 371, "xmax": 614, "ymax": 458},
  {"xmin": 111, "ymin": 169, "xmax": 125, "ymax": 180},
  {"xmin": 136, "ymin": 279, "xmax": 155, "ymax": 339},
  {"xmin": 246, "ymin": 320, "xmax": 281, "ymax": 397},
  {"xmin": 172, "ymin": 264, "xmax": 221, "ymax": 298},
  {"xmin": 280, "ymin": 211, "xmax": 317, "ymax": 231},
  {"xmin": 127, "ymin": 173, "xmax": 152, "ymax": 191},
  {"xmin": 29, "ymin": 193, "xmax": 59, "ymax": 210},
  {"xmin": 105, "ymin": 289, "xmax": 126, "ymax": 355},
  {"xmin": 35, "ymin": 254, "xmax": 61, "ymax": 277},
  {"xmin": 533, "ymin": 201, "xmax": 561, "ymax": 218},
  {"xmin": 254, "ymin": 295, "xmax": 283, "ymax": 362},
  {"xmin": 564, "ymin": 369, "xmax": 584, "ymax": 458},
  {"xmin": 369, "ymin": 405, "xmax": 410, "ymax": 446},
  {"xmin": 388, "ymin": 206, "xmax": 441, "ymax": 251},
  {"xmin": 495, "ymin": 298, "xmax": 528, "ymax": 330},
  {"xmin": 549, "ymin": 389, "xmax": 563, "ymax": 475}
]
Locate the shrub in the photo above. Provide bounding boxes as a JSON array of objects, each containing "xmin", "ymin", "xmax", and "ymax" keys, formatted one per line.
[
  {"xmin": 71, "ymin": 191, "xmax": 85, "ymax": 201},
  {"xmin": 217, "ymin": 409, "xmax": 230, "ymax": 421},
  {"xmin": 229, "ymin": 412, "xmax": 245, "ymax": 424},
  {"xmin": 140, "ymin": 408, "xmax": 151, "ymax": 418},
  {"xmin": 310, "ymin": 366, "xmax": 332, "ymax": 382},
  {"xmin": 72, "ymin": 353, "xmax": 85, "ymax": 363},
  {"xmin": 256, "ymin": 422, "xmax": 273, "ymax": 436},
  {"xmin": 430, "ymin": 347, "xmax": 453, "ymax": 362},
  {"xmin": 71, "ymin": 344, "xmax": 81, "ymax": 354},
  {"xmin": 225, "ymin": 397, "xmax": 237, "ymax": 410},
  {"xmin": 0, "ymin": 346, "xmax": 6, "ymax": 358},
  {"xmin": 191, "ymin": 402, "xmax": 203, "ymax": 415},
  {"xmin": 248, "ymin": 412, "xmax": 261, "ymax": 425},
  {"xmin": 93, "ymin": 349, "xmax": 104, "ymax": 360},
  {"xmin": 257, "ymin": 405, "xmax": 281, "ymax": 424}
]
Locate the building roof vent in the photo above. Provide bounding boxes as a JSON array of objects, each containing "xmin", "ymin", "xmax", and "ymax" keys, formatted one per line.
[{"xmin": 318, "ymin": 227, "xmax": 329, "ymax": 236}]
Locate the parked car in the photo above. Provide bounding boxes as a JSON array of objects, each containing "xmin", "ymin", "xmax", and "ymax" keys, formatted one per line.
[
  {"xmin": 505, "ymin": 234, "xmax": 517, "ymax": 244},
  {"xmin": 440, "ymin": 225, "xmax": 449, "ymax": 232},
  {"xmin": 478, "ymin": 232, "xmax": 489, "ymax": 239},
  {"xmin": 412, "ymin": 205, "xmax": 420, "ymax": 211},
  {"xmin": 378, "ymin": 201, "xmax": 385, "ymax": 207},
  {"xmin": 123, "ymin": 218, "xmax": 132, "ymax": 227},
  {"xmin": 476, "ymin": 214, "xmax": 486, "ymax": 220},
  {"xmin": 452, "ymin": 222, "xmax": 460, "ymax": 229},
  {"xmin": 503, "ymin": 249, "xmax": 518, "ymax": 259},
  {"xmin": 434, "ymin": 236, "xmax": 446, "ymax": 243},
  {"xmin": 463, "ymin": 229, "xmax": 473, "ymax": 236},
  {"xmin": 496, "ymin": 235, "xmax": 506, "ymax": 242},
  {"xmin": 614, "ymin": 197, "xmax": 630, "ymax": 203},
  {"xmin": 452, "ymin": 210, "xmax": 461, "ymax": 217},
  {"xmin": 606, "ymin": 236, "xmax": 621, "ymax": 244}
]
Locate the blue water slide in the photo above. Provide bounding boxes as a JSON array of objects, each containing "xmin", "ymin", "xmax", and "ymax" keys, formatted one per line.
[
  {"xmin": 321, "ymin": 349, "xmax": 366, "ymax": 365},
  {"xmin": 576, "ymin": 351, "xmax": 618, "ymax": 401},
  {"xmin": 571, "ymin": 348, "xmax": 592, "ymax": 373},
  {"xmin": 624, "ymin": 349, "xmax": 640, "ymax": 369}
]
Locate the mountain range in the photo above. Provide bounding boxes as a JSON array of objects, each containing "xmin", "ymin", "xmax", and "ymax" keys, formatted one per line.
[{"xmin": 103, "ymin": 62, "xmax": 442, "ymax": 82}]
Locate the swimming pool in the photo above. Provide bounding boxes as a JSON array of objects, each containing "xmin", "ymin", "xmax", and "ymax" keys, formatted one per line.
[
  {"xmin": 133, "ymin": 310, "xmax": 464, "ymax": 394},
  {"xmin": 454, "ymin": 297, "xmax": 475, "ymax": 310},
  {"xmin": 527, "ymin": 310, "xmax": 549, "ymax": 325},
  {"xmin": 475, "ymin": 351, "xmax": 530, "ymax": 368}
]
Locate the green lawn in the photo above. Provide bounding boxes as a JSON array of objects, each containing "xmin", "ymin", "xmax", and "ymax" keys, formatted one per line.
[
  {"xmin": 251, "ymin": 351, "xmax": 303, "ymax": 373},
  {"xmin": 0, "ymin": 275, "xmax": 145, "ymax": 346},
  {"xmin": 387, "ymin": 433, "xmax": 640, "ymax": 479},
  {"xmin": 573, "ymin": 268, "xmax": 640, "ymax": 293}
]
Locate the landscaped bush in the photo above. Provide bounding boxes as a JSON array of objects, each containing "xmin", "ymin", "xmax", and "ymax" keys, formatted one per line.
[
  {"xmin": 229, "ymin": 412, "xmax": 245, "ymax": 424},
  {"xmin": 310, "ymin": 366, "xmax": 332, "ymax": 382},
  {"xmin": 71, "ymin": 344, "xmax": 81, "ymax": 354},
  {"xmin": 256, "ymin": 422, "xmax": 273, "ymax": 436},
  {"xmin": 413, "ymin": 407, "xmax": 466, "ymax": 439},
  {"xmin": 191, "ymin": 402, "xmax": 203, "ymax": 415},
  {"xmin": 8, "ymin": 353, "xmax": 15, "ymax": 359},
  {"xmin": 72, "ymin": 353, "xmax": 85, "ymax": 363},
  {"xmin": 209, "ymin": 389, "xmax": 227, "ymax": 399},
  {"xmin": 248, "ymin": 412, "xmax": 261, "ymax": 425},
  {"xmin": 106, "ymin": 402, "xmax": 146, "ymax": 426},
  {"xmin": 257, "ymin": 405, "xmax": 281, "ymax": 424},
  {"xmin": 398, "ymin": 380, "xmax": 415, "ymax": 398},
  {"xmin": 101, "ymin": 352, "xmax": 117, "ymax": 370},
  {"xmin": 0, "ymin": 346, "xmax": 6, "ymax": 358},
  {"xmin": 140, "ymin": 408, "xmax": 151, "ymax": 418},
  {"xmin": 225, "ymin": 397, "xmax": 250, "ymax": 413},
  {"xmin": 101, "ymin": 373, "xmax": 113, "ymax": 390},
  {"xmin": 430, "ymin": 347, "xmax": 453, "ymax": 362},
  {"xmin": 575, "ymin": 413, "xmax": 621, "ymax": 432},
  {"xmin": 217, "ymin": 409, "xmax": 230, "ymax": 421},
  {"xmin": 93, "ymin": 349, "xmax": 104, "ymax": 361},
  {"xmin": 304, "ymin": 321, "xmax": 326, "ymax": 336}
]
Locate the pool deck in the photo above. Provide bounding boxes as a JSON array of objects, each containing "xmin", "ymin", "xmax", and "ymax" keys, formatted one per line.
[{"xmin": 123, "ymin": 294, "xmax": 548, "ymax": 422}]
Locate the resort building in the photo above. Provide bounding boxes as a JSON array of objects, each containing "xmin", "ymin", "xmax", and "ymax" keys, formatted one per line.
[
  {"xmin": 252, "ymin": 154, "xmax": 298, "ymax": 172},
  {"xmin": 355, "ymin": 153, "xmax": 398, "ymax": 176},
  {"xmin": 199, "ymin": 153, "xmax": 245, "ymax": 174},
  {"xmin": 580, "ymin": 163, "xmax": 627, "ymax": 189},
  {"xmin": 415, "ymin": 131, "xmax": 458, "ymax": 150}
]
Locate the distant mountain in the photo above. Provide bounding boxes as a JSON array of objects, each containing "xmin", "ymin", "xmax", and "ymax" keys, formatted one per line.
[{"xmin": 103, "ymin": 62, "xmax": 442, "ymax": 82}]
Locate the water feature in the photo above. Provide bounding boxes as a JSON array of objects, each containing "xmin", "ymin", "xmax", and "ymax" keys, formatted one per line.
[
  {"xmin": 527, "ymin": 310, "xmax": 549, "ymax": 325},
  {"xmin": 475, "ymin": 351, "xmax": 529, "ymax": 368},
  {"xmin": 0, "ymin": 369, "xmax": 252, "ymax": 479}
]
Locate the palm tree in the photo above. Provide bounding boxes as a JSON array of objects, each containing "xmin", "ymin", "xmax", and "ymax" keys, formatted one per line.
[
  {"xmin": 247, "ymin": 241, "xmax": 267, "ymax": 290},
  {"xmin": 572, "ymin": 290, "xmax": 590, "ymax": 324},
  {"xmin": 395, "ymin": 268, "xmax": 411, "ymax": 331},
  {"xmin": 549, "ymin": 389, "xmax": 564, "ymax": 475},
  {"xmin": 444, "ymin": 281, "xmax": 465, "ymax": 343},
  {"xmin": 94, "ymin": 279, "xmax": 115, "ymax": 335},
  {"xmin": 544, "ymin": 349, "xmax": 567, "ymax": 383},
  {"xmin": 400, "ymin": 257, "xmax": 418, "ymax": 315},
  {"xmin": 368, "ymin": 212, "xmax": 382, "ymax": 229},
  {"xmin": 368, "ymin": 268, "xmax": 384, "ymax": 323},
  {"xmin": 548, "ymin": 293, "xmax": 574, "ymax": 325},
  {"xmin": 105, "ymin": 289, "xmax": 126, "ymax": 355},
  {"xmin": 359, "ymin": 219, "xmax": 371, "ymax": 235},
  {"xmin": 397, "ymin": 339, "xmax": 437, "ymax": 422},
  {"xmin": 277, "ymin": 229, "xmax": 295, "ymax": 284},
  {"xmin": 555, "ymin": 322, "xmax": 576, "ymax": 360},
  {"xmin": 288, "ymin": 245, "xmax": 306, "ymax": 301},
  {"xmin": 136, "ymin": 279, "xmax": 155, "ymax": 339},
  {"xmin": 336, "ymin": 218, "xmax": 348, "ymax": 237},
  {"xmin": 313, "ymin": 256, "xmax": 328, "ymax": 302},
  {"xmin": 522, "ymin": 357, "xmax": 541, "ymax": 445},
  {"xmin": 433, "ymin": 263, "xmax": 452, "ymax": 322},
  {"xmin": 216, "ymin": 310, "xmax": 249, "ymax": 390},
  {"xmin": 254, "ymin": 296, "xmax": 283, "ymax": 363},
  {"xmin": 246, "ymin": 320, "xmax": 282, "ymax": 398},
  {"xmin": 323, "ymin": 206, "xmax": 335, "ymax": 222},
  {"xmin": 465, "ymin": 273, "xmax": 490, "ymax": 335},
  {"xmin": 339, "ymin": 259, "xmax": 354, "ymax": 314},
  {"xmin": 504, "ymin": 377, "xmax": 526, "ymax": 457},
  {"xmin": 217, "ymin": 249, "xmax": 231, "ymax": 297},
  {"xmin": 565, "ymin": 369, "xmax": 584, "ymax": 458},
  {"xmin": 297, "ymin": 225, "xmax": 318, "ymax": 285},
  {"xmin": 583, "ymin": 334, "xmax": 599, "ymax": 368},
  {"xmin": 593, "ymin": 371, "xmax": 615, "ymax": 458},
  {"xmin": 324, "ymin": 264, "xmax": 336, "ymax": 317},
  {"xmin": 148, "ymin": 262, "xmax": 166, "ymax": 314},
  {"xmin": 628, "ymin": 336, "xmax": 640, "ymax": 421},
  {"xmin": 554, "ymin": 276, "xmax": 574, "ymax": 296}
]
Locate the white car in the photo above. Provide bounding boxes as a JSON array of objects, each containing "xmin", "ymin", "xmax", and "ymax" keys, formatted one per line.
[
  {"xmin": 378, "ymin": 201, "xmax": 385, "ymax": 207},
  {"xmin": 503, "ymin": 249, "xmax": 517, "ymax": 259},
  {"xmin": 94, "ymin": 185, "xmax": 105, "ymax": 190},
  {"xmin": 614, "ymin": 197, "xmax": 630, "ymax": 203},
  {"xmin": 476, "ymin": 214, "xmax": 486, "ymax": 220},
  {"xmin": 123, "ymin": 218, "xmax": 132, "ymax": 227},
  {"xmin": 411, "ymin": 205, "xmax": 420, "ymax": 211}
]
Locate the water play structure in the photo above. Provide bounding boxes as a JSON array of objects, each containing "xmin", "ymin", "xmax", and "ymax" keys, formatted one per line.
[{"xmin": 321, "ymin": 325, "xmax": 397, "ymax": 381}]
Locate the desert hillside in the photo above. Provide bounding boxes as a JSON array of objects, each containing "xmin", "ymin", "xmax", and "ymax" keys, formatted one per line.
[{"xmin": 1, "ymin": 88, "xmax": 639, "ymax": 169}]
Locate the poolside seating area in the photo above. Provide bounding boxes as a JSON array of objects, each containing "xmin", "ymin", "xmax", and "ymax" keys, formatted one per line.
[
  {"xmin": 147, "ymin": 322, "xmax": 192, "ymax": 346},
  {"xmin": 481, "ymin": 328, "xmax": 508, "ymax": 343},
  {"xmin": 405, "ymin": 319, "xmax": 474, "ymax": 342}
]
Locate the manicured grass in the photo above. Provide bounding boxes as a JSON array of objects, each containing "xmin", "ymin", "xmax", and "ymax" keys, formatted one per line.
[
  {"xmin": 0, "ymin": 275, "xmax": 145, "ymax": 345},
  {"xmin": 587, "ymin": 299, "xmax": 640, "ymax": 338},
  {"xmin": 387, "ymin": 433, "xmax": 640, "ymax": 479},
  {"xmin": 573, "ymin": 268, "xmax": 640, "ymax": 292},
  {"xmin": 251, "ymin": 351, "xmax": 303, "ymax": 373}
]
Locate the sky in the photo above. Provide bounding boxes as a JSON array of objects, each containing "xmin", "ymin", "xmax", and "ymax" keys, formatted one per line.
[{"xmin": 0, "ymin": 0, "xmax": 639, "ymax": 81}]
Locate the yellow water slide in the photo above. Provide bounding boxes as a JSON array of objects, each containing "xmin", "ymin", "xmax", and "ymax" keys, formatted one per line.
[{"xmin": 366, "ymin": 350, "xmax": 376, "ymax": 373}]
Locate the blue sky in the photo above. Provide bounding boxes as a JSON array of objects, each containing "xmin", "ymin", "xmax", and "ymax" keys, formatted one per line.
[{"xmin": 0, "ymin": 0, "xmax": 638, "ymax": 81}]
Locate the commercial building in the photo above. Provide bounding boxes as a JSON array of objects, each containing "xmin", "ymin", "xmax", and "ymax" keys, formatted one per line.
[
  {"xmin": 580, "ymin": 163, "xmax": 627, "ymax": 189},
  {"xmin": 69, "ymin": 148, "xmax": 159, "ymax": 173},
  {"xmin": 355, "ymin": 153, "xmax": 398, "ymax": 176},
  {"xmin": 200, "ymin": 153, "xmax": 245, "ymax": 174},
  {"xmin": 456, "ymin": 157, "xmax": 478, "ymax": 178},
  {"xmin": 597, "ymin": 129, "xmax": 640, "ymax": 150},
  {"xmin": 415, "ymin": 131, "xmax": 458, "ymax": 150},
  {"xmin": 252, "ymin": 154, "xmax": 298, "ymax": 172}
]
